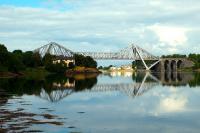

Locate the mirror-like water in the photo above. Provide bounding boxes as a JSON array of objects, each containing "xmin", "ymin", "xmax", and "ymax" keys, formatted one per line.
[{"xmin": 0, "ymin": 72, "xmax": 200, "ymax": 133}]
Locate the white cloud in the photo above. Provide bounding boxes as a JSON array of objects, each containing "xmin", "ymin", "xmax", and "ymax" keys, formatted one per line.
[
  {"xmin": 159, "ymin": 95, "xmax": 187, "ymax": 112},
  {"xmin": 149, "ymin": 24, "xmax": 188, "ymax": 46}
]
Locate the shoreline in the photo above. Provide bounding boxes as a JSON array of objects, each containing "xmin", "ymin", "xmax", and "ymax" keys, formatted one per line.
[
  {"xmin": 1, "ymin": 68, "xmax": 200, "ymax": 79},
  {"xmin": 66, "ymin": 67, "xmax": 101, "ymax": 74}
]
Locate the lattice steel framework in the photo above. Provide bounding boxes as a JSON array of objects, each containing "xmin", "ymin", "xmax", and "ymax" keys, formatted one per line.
[
  {"xmin": 34, "ymin": 42, "xmax": 74, "ymax": 58},
  {"xmin": 76, "ymin": 44, "xmax": 159, "ymax": 60},
  {"xmin": 34, "ymin": 42, "xmax": 160, "ymax": 70}
]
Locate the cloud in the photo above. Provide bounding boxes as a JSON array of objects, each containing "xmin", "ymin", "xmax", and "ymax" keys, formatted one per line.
[
  {"xmin": 0, "ymin": 0, "xmax": 199, "ymax": 55},
  {"xmin": 159, "ymin": 95, "xmax": 187, "ymax": 112},
  {"xmin": 148, "ymin": 24, "xmax": 188, "ymax": 46}
]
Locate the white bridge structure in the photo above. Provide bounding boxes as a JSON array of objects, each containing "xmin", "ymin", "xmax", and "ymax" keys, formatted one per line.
[
  {"xmin": 39, "ymin": 72, "xmax": 159, "ymax": 102},
  {"xmin": 34, "ymin": 42, "xmax": 160, "ymax": 70}
]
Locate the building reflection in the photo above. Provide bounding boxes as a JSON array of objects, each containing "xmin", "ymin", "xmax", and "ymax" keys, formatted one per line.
[{"xmin": 109, "ymin": 71, "xmax": 133, "ymax": 77}]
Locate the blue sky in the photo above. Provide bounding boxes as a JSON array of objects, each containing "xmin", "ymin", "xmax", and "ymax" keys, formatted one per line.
[
  {"xmin": 0, "ymin": 0, "xmax": 42, "ymax": 7},
  {"xmin": 0, "ymin": 0, "xmax": 200, "ymax": 56}
]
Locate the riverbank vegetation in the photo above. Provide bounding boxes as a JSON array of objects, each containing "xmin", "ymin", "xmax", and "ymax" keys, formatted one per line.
[{"xmin": 0, "ymin": 44, "xmax": 98, "ymax": 77}]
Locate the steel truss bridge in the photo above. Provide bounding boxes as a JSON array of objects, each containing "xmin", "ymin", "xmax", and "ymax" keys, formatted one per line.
[
  {"xmin": 34, "ymin": 42, "xmax": 160, "ymax": 70},
  {"xmin": 39, "ymin": 72, "xmax": 159, "ymax": 102}
]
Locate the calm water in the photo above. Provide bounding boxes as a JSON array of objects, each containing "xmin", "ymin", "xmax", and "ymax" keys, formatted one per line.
[{"xmin": 0, "ymin": 72, "xmax": 200, "ymax": 133}]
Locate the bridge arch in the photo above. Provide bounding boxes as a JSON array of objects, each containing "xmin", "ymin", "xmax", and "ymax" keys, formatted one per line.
[
  {"xmin": 164, "ymin": 60, "xmax": 170, "ymax": 71},
  {"xmin": 171, "ymin": 60, "xmax": 176, "ymax": 71},
  {"xmin": 177, "ymin": 60, "xmax": 183, "ymax": 69},
  {"xmin": 171, "ymin": 72, "xmax": 176, "ymax": 81}
]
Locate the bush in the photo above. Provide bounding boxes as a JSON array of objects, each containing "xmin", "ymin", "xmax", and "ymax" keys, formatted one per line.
[
  {"xmin": 45, "ymin": 61, "xmax": 68, "ymax": 73},
  {"xmin": 74, "ymin": 54, "xmax": 97, "ymax": 68}
]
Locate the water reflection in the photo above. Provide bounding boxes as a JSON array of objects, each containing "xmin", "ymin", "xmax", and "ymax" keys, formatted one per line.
[
  {"xmin": 0, "ymin": 72, "xmax": 200, "ymax": 132},
  {"xmin": 0, "ymin": 72, "xmax": 199, "ymax": 103}
]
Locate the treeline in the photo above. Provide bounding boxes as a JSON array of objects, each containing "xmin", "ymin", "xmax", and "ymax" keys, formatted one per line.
[
  {"xmin": 162, "ymin": 54, "xmax": 187, "ymax": 58},
  {"xmin": 0, "ymin": 44, "xmax": 42, "ymax": 73},
  {"xmin": 0, "ymin": 44, "xmax": 97, "ymax": 74},
  {"xmin": 188, "ymin": 54, "xmax": 200, "ymax": 69}
]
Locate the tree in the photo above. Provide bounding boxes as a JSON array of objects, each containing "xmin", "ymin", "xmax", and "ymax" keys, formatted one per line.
[
  {"xmin": 8, "ymin": 53, "xmax": 25, "ymax": 72},
  {"xmin": 32, "ymin": 52, "xmax": 42, "ymax": 67},
  {"xmin": 74, "ymin": 54, "xmax": 85, "ymax": 66},
  {"xmin": 74, "ymin": 54, "xmax": 97, "ymax": 68},
  {"xmin": 189, "ymin": 54, "xmax": 200, "ymax": 69},
  {"xmin": 68, "ymin": 62, "xmax": 75, "ymax": 69},
  {"xmin": 162, "ymin": 54, "xmax": 187, "ymax": 58},
  {"xmin": 22, "ymin": 51, "xmax": 35, "ymax": 67},
  {"xmin": 45, "ymin": 61, "xmax": 68, "ymax": 73},
  {"xmin": 12, "ymin": 50, "xmax": 23, "ymax": 62},
  {"xmin": 0, "ymin": 44, "xmax": 9, "ymax": 66},
  {"xmin": 132, "ymin": 61, "xmax": 136, "ymax": 69},
  {"xmin": 98, "ymin": 66, "xmax": 103, "ymax": 69},
  {"xmin": 43, "ymin": 53, "xmax": 54, "ymax": 66}
]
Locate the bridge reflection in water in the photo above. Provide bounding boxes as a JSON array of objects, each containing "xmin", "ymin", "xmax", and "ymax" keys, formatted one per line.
[
  {"xmin": 0, "ymin": 72, "xmax": 198, "ymax": 104},
  {"xmin": 39, "ymin": 72, "xmax": 195, "ymax": 102}
]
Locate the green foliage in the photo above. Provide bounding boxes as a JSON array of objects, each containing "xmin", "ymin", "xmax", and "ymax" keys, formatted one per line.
[
  {"xmin": 0, "ymin": 44, "xmax": 43, "ymax": 73},
  {"xmin": 7, "ymin": 53, "xmax": 25, "ymax": 72},
  {"xmin": 43, "ymin": 53, "xmax": 54, "ymax": 65},
  {"xmin": 188, "ymin": 54, "xmax": 200, "ymax": 69},
  {"xmin": 189, "ymin": 73, "xmax": 200, "ymax": 87},
  {"xmin": 42, "ymin": 54, "xmax": 68, "ymax": 73},
  {"xmin": 0, "ymin": 44, "xmax": 97, "ymax": 74},
  {"xmin": 162, "ymin": 54, "xmax": 187, "ymax": 58},
  {"xmin": 0, "ymin": 44, "xmax": 9, "ymax": 68},
  {"xmin": 0, "ymin": 44, "xmax": 25, "ymax": 72},
  {"xmin": 74, "ymin": 54, "xmax": 85, "ymax": 67},
  {"xmin": 74, "ymin": 54, "xmax": 97, "ymax": 68},
  {"xmin": 68, "ymin": 62, "xmax": 75, "ymax": 69},
  {"xmin": 33, "ymin": 52, "xmax": 43, "ymax": 67},
  {"xmin": 132, "ymin": 61, "xmax": 136, "ymax": 69},
  {"xmin": 98, "ymin": 66, "xmax": 103, "ymax": 69},
  {"xmin": 45, "ymin": 61, "xmax": 68, "ymax": 73},
  {"xmin": 98, "ymin": 65, "xmax": 113, "ymax": 70}
]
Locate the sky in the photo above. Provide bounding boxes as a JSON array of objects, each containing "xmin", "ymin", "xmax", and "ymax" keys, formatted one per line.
[{"xmin": 0, "ymin": 0, "xmax": 200, "ymax": 56}]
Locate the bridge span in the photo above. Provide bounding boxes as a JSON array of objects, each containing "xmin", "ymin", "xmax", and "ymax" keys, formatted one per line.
[{"xmin": 34, "ymin": 42, "xmax": 193, "ymax": 71}]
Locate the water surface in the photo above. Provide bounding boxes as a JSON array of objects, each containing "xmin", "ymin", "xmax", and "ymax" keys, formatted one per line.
[{"xmin": 0, "ymin": 72, "xmax": 200, "ymax": 133}]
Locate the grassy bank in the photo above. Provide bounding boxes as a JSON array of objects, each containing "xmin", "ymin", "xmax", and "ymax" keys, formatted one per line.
[
  {"xmin": 66, "ymin": 66, "xmax": 101, "ymax": 74},
  {"xmin": 0, "ymin": 67, "xmax": 50, "ymax": 79},
  {"xmin": 0, "ymin": 66, "xmax": 101, "ymax": 79}
]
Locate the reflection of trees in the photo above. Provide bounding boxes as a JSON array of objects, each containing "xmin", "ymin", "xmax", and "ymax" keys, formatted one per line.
[
  {"xmin": 1, "ymin": 72, "xmax": 200, "ymax": 103},
  {"xmin": 0, "ymin": 78, "xmax": 44, "ymax": 106},
  {"xmin": 189, "ymin": 73, "xmax": 200, "ymax": 87},
  {"xmin": 75, "ymin": 78, "xmax": 97, "ymax": 91},
  {"xmin": 0, "ymin": 74, "xmax": 98, "ymax": 103},
  {"xmin": 45, "ymin": 74, "xmax": 98, "ymax": 91},
  {"xmin": 0, "ymin": 78, "xmax": 43, "ymax": 96}
]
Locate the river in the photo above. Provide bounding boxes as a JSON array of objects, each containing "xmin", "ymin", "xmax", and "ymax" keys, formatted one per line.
[{"xmin": 0, "ymin": 72, "xmax": 200, "ymax": 133}]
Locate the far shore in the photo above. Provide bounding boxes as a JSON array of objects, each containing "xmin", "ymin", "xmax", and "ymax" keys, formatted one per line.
[{"xmin": 1, "ymin": 67, "xmax": 200, "ymax": 79}]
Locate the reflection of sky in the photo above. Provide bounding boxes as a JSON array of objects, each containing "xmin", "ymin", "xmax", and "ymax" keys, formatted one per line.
[
  {"xmin": 3, "ymin": 75, "xmax": 200, "ymax": 133},
  {"xmin": 97, "ymin": 74, "xmax": 133, "ymax": 84}
]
